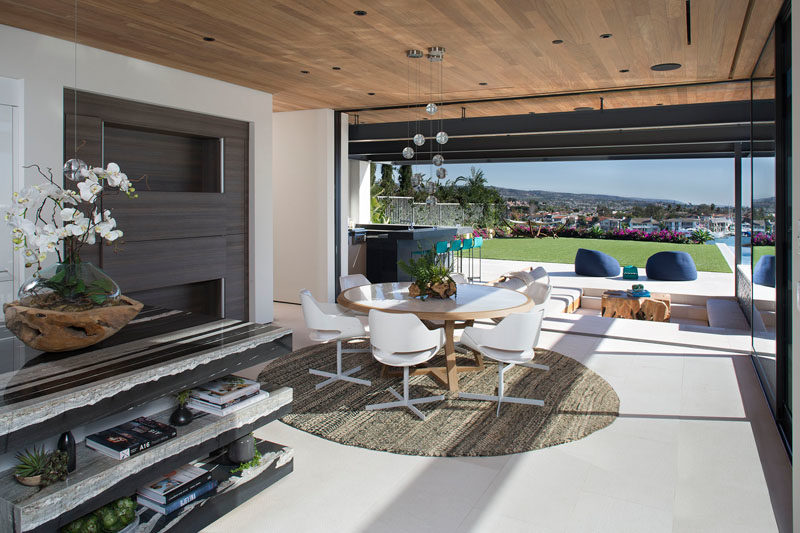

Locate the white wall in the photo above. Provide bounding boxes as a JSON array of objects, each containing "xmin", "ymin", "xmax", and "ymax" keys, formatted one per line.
[
  {"xmin": 273, "ymin": 109, "xmax": 335, "ymax": 303},
  {"xmin": 349, "ymin": 160, "xmax": 371, "ymax": 224},
  {"xmin": 0, "ymin": 24, "xmax": 275, "ymax": 322}
]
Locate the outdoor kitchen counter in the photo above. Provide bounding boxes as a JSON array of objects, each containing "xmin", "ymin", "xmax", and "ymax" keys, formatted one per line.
[{"xmin": 357, "ymin": 224, "xmax": 472, "ymax": 283}]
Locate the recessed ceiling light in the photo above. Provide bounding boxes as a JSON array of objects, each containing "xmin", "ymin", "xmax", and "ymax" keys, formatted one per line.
[
  {"xmin": 353, "ymin": 10, "xmax": 367, "ymax": 16},
  {"xmin": 332, "ymin": 66, "xmax": 342, "ymax": 70},
  {"xmin": 619, "ymin": 68, "xmax": 629, "ymax": 73},
  {"xmin": 202, "ymin": 36, "xmax": 215, "ymax": 42},
  {"xmin": 651, "ymin": 62, "xmax": 682, "ymax": 71},
  {"xmin": 367, "ymin": 92, "xmax": 375, "ymax": 95},
  {"xmin": 300, "ymin": 70, "xmax": 310, "ymax": 74},
  {"xmin": 478, "ymin": 82, "xmax": 488, "ymax": 86},
  {"xmin": 600, "ymin": 33, "xmax": 612, "ymax": 39},
  {"xmin": 574, "ymin": 106, "xmax": 593, "ymax": 111},
  {"xmin": 552, "ymin": 39, "xmax": 564, "ymax": 44}
]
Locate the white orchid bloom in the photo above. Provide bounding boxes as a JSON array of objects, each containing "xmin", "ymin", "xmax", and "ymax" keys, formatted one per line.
[
  {"xmin": 85, "ymin": 230, "xmax": 96, "ymax": 245},
  {"xmin": 103, "ymin": 229, "xmax": 123, "ymax": 242},
  {"xmin": 77, "ymin": 177, "xmax": 103, "ymax": 203},
  {"xmin": 60, "ymin": 207, "xmax": 78, "ymax": 222}
]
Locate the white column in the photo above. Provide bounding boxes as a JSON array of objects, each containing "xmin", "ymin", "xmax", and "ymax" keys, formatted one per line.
[
  {"xmin": 272, "ymin": 109, "xmax": 336, "ymax": 304},
  {"xmin": 349, "ymin": 159, "xmax": 371, "ymax": 224}
]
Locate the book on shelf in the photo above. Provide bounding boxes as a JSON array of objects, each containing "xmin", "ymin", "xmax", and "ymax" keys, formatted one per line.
[
  {"xmin": 191, "ymin": 375, "xmax": 262, "ymax": 405},
  {"xmin": 137, "ymin": 464, "xmax": 213, "ymax": 505},
  {"xmin": 137, "ymin": 479, "xmax": 218, "ymax": 515},
  {"xmin": 85, "ymin": 416, "xmax": 177, "ymax": 460},
  {"xmin": 189, "ymin": 389, "xmax": 261, "ymax": 410},
  {"xmin": 186, "ymin": 390, "xmax": 269, "ymax": 416}
]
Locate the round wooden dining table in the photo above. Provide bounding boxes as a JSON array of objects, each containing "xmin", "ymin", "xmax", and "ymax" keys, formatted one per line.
[{"xmin": 337, "ymin": 282, "xmax": 533, "ymax": 392}]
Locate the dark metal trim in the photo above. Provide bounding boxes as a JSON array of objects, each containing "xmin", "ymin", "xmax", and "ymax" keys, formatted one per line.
[
  {"xmin": 341, "ymin": 78, "xmax": 773, "ymax": 114},
  {"xmin": 334, "ymin": 111, "xmax": 342, "ymax": 297},
  {"xmin": 773, "ymin": 2, "xmax": 791, "ymax": 449}
]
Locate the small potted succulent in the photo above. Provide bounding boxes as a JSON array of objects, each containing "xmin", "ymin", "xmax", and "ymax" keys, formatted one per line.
[
  {"xmin": 14, "ymin": 447, "xmax": 69, "ymax": 487},
  {"xmin": 14, "ymin": 446, "xmax": 48, "ymax": 486},
  {"xmin": 170, "ymin": 389, "xmax": 194, "ymax": 426}
]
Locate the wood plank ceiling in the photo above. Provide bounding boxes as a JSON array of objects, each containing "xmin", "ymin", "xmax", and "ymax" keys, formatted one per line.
[{"xmin": 0, "ymin": 0, "xmax": 782, "ymax": 123}]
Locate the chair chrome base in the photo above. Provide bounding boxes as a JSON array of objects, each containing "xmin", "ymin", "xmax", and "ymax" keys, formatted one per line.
[
  {"xmin": 459, "ymin": 361, "xmax": 547, "ymax": 416},
  {"xmin": 365, "ymin": 367, "xmax": 444, "ymax": 420},
  {"xmin": 309, "ymin": 342, "xmax": 371, "ymax": 389}
]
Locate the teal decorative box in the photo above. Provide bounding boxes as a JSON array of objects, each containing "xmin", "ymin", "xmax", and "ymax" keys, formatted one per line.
[{"xmin": 623, "ymin": 265, "xmax": 639, "ymax": 279}]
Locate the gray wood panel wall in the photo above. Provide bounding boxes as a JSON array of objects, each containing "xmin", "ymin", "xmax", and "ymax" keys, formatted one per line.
[{"xmin": 64, "ymin": 90, "xmax": 249, "ymax": 319}]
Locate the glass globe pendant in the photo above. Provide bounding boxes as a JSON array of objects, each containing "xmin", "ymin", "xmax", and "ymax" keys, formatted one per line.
[
  {"xmin": 425, "ymin": 195, "xmax": 438, "ymax": 206},
  {"xmin": 436, "ymin": 167, "xmax": 447, "ymax": 179},
  {"xmin": 435, "ymin": 131, "xmax": 448, "ymax": 144},
  {"xmin": 402, "ymin": 146, "xmax": 415, "ymax": 159},
  {"xmin": 63, "ymin": 158, "xmax": 87, "ymax": 182},
  {"xmin": 413, "ymin": 133, "xmax": 425, "ymax": 146},
  {"xmin": 432, "ymin": 154, "xmax": 444, "ymax": 166},
  {"xmin": 426, "ymin": 102, "xmax": 438, "ymax": 115}
]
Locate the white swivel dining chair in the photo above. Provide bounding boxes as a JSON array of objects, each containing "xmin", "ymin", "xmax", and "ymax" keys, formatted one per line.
[
  {"xmin": 340, "ymin": 274, "xmax": 371, "ymax": 291},
  {"xmin": 459, "ymin": 307, "xmax": 549, "ymax": 415},
  {"xmin": 450, "ymin": 272, "xmax": 468, "ymax": 285},
  {"xmin": 300, "ymin": 289, "xmax": 371, "ymax": 389},
  {"xmin": 366, "ymin": 310, "xmax": 446, "ymax": 420}
]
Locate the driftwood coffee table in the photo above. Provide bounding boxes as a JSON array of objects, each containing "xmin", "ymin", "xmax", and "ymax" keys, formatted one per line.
[{"xmin": 601, "ymin": 290, "xmax": 671, "ymax": 322}]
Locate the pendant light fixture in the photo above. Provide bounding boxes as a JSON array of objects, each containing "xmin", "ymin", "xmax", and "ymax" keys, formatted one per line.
[{"xmin": 402, "ymin": 49, "xmax": 423, "ymax": 160}]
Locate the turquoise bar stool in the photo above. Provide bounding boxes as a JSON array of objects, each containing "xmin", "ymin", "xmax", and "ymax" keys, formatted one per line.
[
  {"xmin": 461, "ymin": 238, "xmax": 474, "ymax": 279},
  {"xmin": 450, "ymin": 239, "xmax": 463, "ymax": 272},
  {"xmin": 472, "ymin": 236, "xmax": 483, "ymax": 281},
  {"xmin": 435, "ymin": 240, "xmax": 450, "ymax": 258}
]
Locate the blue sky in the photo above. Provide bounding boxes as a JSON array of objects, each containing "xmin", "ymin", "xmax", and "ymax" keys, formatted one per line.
[{"xmin": 410, "ymin": 158, "xmax": 775, "ymax": 205}]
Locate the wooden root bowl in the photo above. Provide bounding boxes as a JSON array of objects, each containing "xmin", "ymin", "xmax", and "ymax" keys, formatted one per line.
[
  {"xmin": 3, "ymin": 296, "xmax": 143, "ymax": 352},
  {"xmin": 408, "ymin": 280, "xmax": 457, "ymax": 299}
]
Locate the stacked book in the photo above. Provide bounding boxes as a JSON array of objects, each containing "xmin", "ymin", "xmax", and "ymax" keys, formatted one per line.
[
  {"xmin": 186, "ymin": 375, "xmax": 268, "ymax": 416},
  {"xmin": 86, "ymin": 417, "xmax": 177, "ymax": 460},
  {"xmin": 137, "ymin": 464, "xmax": 218, "ymax": 515}
]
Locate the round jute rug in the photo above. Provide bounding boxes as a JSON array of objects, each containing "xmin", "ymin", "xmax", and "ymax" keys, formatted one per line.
[{"xmin": 258, "ymin": 341, "xmax": 619, "ymax": 457}]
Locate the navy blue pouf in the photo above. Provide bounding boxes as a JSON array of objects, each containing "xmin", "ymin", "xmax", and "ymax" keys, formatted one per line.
[
  {"xmin": 645, "ymin": 251, "xmax": 697, "ymax": 281},
  {"xmin": 574, "ymin": 248, "xmax": 621, "ymax": 277},
  {"xmin": 753, "ymin": 255, "xmax": 776, "ymax": 287}
]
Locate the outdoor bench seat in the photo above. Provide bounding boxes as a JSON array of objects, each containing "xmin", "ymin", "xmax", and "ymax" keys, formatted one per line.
[
  {"xmin": 548, "ymin": 286, "xmax": 583, "ymax": 314},
  {"xmin": 706, "ymin": 298, "xmax": 750, "ymax": 330}
]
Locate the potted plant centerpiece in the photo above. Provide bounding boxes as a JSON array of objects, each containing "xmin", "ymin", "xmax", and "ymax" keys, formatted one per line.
[
  {"xmin": 3, "ymin": 161, "xmax": 142, "ymax": 352},
  {"xmin": 398, "ymin": 247, "xmax": 457, "ymax": 299}
]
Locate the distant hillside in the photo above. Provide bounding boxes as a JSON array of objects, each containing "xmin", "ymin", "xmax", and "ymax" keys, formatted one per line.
[
  {"xmin": 753, "ymin": 196, "xmax": 776, "ymax": 210},
  {"xmin": 492, "ymin": 186, "xmax": 684, "ymax": 208}
]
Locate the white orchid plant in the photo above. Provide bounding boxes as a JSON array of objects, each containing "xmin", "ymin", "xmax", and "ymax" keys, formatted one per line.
[{"xmin": 3, "ymin": 162, "xmax": 136, "ymax": 270}]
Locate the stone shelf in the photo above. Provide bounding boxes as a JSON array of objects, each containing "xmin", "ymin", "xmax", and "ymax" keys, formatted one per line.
[
  {"xmin": 0, "ymin": 386, "xmax": 292, "ymax": 533},
  {"xmin": 0, "ymin": 308, "xmax": 292, "ymax": 453}
]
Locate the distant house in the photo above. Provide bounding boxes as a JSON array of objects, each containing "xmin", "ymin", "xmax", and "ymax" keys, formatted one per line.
[
  {"xmin": 710, "ymin": 216, "xmax": 734, "ymax": 233},
  {"xmin": 598, "ymin": 217, "xmax": 623, "ymax": 231},
  {"xmin": 629, "ymin": 217, "xmax": 659, "ymax": 232},
  {"xmin": 663, "ymin": 217, "xmax": 703, "ymax": 232}
]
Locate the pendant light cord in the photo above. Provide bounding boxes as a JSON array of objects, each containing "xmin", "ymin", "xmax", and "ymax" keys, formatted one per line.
[{"xmin": 73, "ymin": 0, "xmax": 78, "ymax": 158}]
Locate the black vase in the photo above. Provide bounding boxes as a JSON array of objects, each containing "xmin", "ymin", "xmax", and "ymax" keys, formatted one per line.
[
  {"xmin": 227, "ymin": 435, "xmax": 255, "ymax": 464},
  {"xmin": 57, "ymin": 431, "xmax": 76, "ymax": 472},
  {"xmin": 170, "ymin": 405, "xmax": 193, "ymax": 426}
]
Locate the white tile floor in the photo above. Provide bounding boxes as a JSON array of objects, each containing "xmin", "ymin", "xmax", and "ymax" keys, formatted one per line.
[{"xmin": 210, "ymin": 301, "xmax": 790, "ymax": 533}]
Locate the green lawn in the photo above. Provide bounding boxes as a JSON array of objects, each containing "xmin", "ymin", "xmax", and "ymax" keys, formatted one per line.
[
  {"xmin": 481, "ymin": 237, "xmax": 732, "ymax": 273},
  {"xmin": 752, "ymin": 246, "xmax": 775, "ymax": 266}
]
